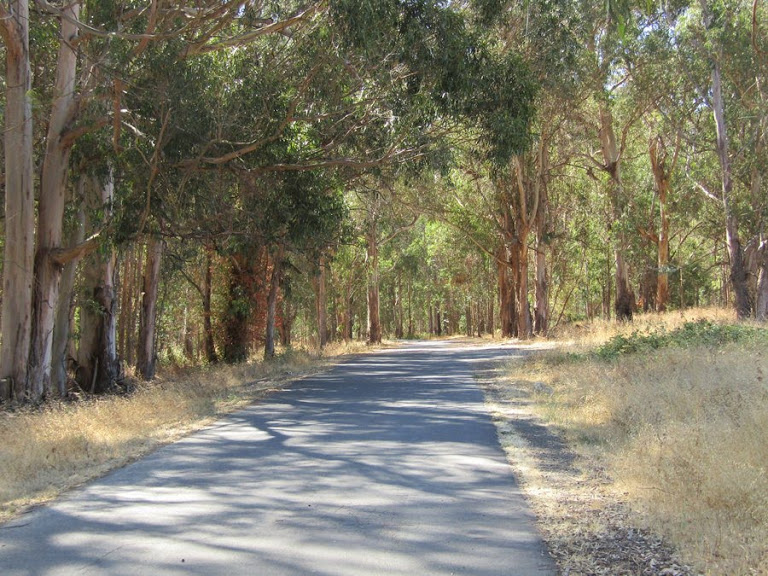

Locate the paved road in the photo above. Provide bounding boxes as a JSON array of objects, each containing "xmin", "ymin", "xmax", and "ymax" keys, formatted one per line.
[{"xmin": 1, "ymin": 340, "xmax": 555, "ymax": 575}]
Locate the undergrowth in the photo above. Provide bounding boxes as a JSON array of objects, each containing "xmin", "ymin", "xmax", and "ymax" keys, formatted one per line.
[
  {"xmin": 592, "ymin": 319, "xmax": 768, "ymax": 360},
  {"xmin": 506, "ymin": 309, "xmax": 768, "ymax": 575}
]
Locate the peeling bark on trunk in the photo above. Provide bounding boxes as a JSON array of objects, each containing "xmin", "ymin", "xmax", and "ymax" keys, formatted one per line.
[
  {"xmin": 137, "ymin": 237, "xmax": 163, "ymax": 380},
  {"xmin": 28, "ymin": 3, "xmax": 81, "ymax": 400},
  {"xmin": 77, "ymin": 175, "xmax": 119, "ymax": 394},
  {"xmin": 0, "ymin": 0, "xmax": 35, "ymax": 401}
]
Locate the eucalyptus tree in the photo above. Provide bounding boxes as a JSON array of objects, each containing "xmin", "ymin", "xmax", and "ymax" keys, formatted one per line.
[
  {"xmin": 0, "ymin": 0, "xmax": 34, "ymax": 400},
  {"xmin": 0, "ymin": 0, "xmax": 328, "ymax": 400},
  {"xmin": 660, "ymin": 0, "xmax": 767, "ymax": 319}
]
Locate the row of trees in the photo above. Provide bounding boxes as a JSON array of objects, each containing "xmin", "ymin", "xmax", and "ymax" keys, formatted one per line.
[{"xmin": 1, "ymin": 0, "xmax": 766, "ymax": 404}]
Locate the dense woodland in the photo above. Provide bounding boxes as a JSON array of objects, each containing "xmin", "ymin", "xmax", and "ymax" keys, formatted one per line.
[{"xmin": 0, "ymin": 0, "xmax": 766, "ymax": 403}]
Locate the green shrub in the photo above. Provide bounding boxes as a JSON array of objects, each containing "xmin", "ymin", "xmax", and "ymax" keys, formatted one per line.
[{"xmin": 593, "ymin": 320, "xmax": 768, "ymax": 361}]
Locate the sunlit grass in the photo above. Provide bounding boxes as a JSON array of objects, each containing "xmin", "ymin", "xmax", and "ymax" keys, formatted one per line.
[{"xmin": 505, "ymin": 308, "xmax": 768, "ymax": 574}]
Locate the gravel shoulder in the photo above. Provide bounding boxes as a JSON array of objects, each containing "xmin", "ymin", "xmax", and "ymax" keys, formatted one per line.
[{"xmin": 480, "ymin": 362, "xmax": 698, "ymax": 576}]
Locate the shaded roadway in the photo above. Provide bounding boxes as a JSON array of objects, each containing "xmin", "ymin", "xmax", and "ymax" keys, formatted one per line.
[{"xmin": 0, "ymin": 340, "xmax": 555, "ymax": 575}]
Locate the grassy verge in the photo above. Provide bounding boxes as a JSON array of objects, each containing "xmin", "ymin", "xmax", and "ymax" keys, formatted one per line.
[
  {"xmin": 500, "ymin": 308, "xmax": 768, "ymax": 575},
  {"xmin": 0, "ymin": 341, "xmax": 369, "ymax": 525}
]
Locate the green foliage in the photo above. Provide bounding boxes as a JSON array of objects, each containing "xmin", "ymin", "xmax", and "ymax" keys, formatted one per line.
[{"xmin": 594, "ymin": 320, "xmax": 768, "ymax": 360}]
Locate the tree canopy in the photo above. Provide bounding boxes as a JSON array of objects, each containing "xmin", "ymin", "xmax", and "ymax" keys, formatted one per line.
[{"xmin": 1, "ymin": 0, "xmax": 766, "ymax": 401}]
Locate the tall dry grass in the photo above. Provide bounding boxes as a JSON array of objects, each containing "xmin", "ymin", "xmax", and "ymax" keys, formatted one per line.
[
  {"xmin": 510, "ymin": 308, "xmax": 768, "ymax": 575},
  {"xmin": 0, "ymin": 342, "xmax": 368, "ymax": 524}
]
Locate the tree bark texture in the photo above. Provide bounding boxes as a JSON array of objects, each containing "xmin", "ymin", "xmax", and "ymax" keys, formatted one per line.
[
  {"xmin": 497, "ymin": 245, "xmax": 514, "ymax": 338},
  {"xmin": 597, "ymin": 99, "xmax": 636, "ymax": 322},
  {"xmin": 51, "ymin": 188, "xmax": 85, "ymax": 397},
  {"xmin": 534, "ymin": 141, "xmax": 551, "ymax": 335},
  {"xmin": 0, "ymin": 0, "xmax": 35, "ymax": 400},
  {"xmin": 649, "ymin": 135, "xmax": 672, "ymax": 312},
  {"xmin": 28, "ymin": 2, "xmax": 81, "ymax": 400},
  {"xmin": 137, "ymin": 237, "xmax": 164, "ymax": 380},
  {"xmin": 77, "ymin": 175, "xmax": 120, "ymax": 394},
  {"xmin": 366, "ymin": 221, "xmax": 382, "ymax": 344},
  {"xmin": 712, "ymin": 59, "xmax": 751, "ymax": 318}
]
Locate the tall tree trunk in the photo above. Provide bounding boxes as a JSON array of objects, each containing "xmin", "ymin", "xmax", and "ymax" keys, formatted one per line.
[
  {"xmin": 534, "ymin": 146, "xmax": 550, "ymax": 335},
  {"xmin": 51, "ymin": 190, "xmax": 85, "ymax": 397},
  {"xmin": 343, "ymin": 280, "xmax": 354, "ymax": 341},
  {"xmin": 498, "ymin": 245, "xmax": 514, "ymax": 337},
  {"xmin": 137, "ymin": 237, "xmax": 163, "ymax": 380},
  {"xmin": 28, "ymin": 3, "xmax": 81, "ymax": 400},
  {"xmin": 316, "ymin": 256, "xmax": 328, "ymax": 348},
  {"xmin": 395, "ymin": 275, "xmax": 404, "ymax": 339},
  {"xmin": 649, "ymin": 135, "xmax": 674, "ymax": 312},
  {"xmin": 366, "ymin": 221, "xmax": 381, "ymax": 344},
  {"xmin": 264, "ymin": 245, "xmax": 284, "ymax": 359},
  {"xmin": 203, "ymin": 244, "xmax": 217, "ymax": 363},
  {"xmin": 0, "ymin": 0, "xmax": 35, "ymax": 401},
  {"xmin": 711, "ymin": 58, "xmax": 751, "ymax": 317},
  {"xmin": 534, "ymin": 245, "xmax": 548, "ymax": 335},
  {"xmin": 487, "ymin": 284, "xmax": 495, "ymax": 336},
  {"xmin": 516, "ymin": 237, "xmax": 532, "ymax": 338},
  {"xmin": 407, "ymin": 280, "xmax": 414, "ymax": 338},
  {"xmin": 118, "ymin": 245, "xmax": 132, "ymax": 363},
  {"xmin": 597, "ymin": 101, "xmax": 636, "ymax": 322},
  {"xmin": 77, "ymin": 175, "xmax": 119, "ymax": 394},
  {"xmin": 126, "ymin": 244, "xmax": 144, "ymax": 367},
  {"xmin": 465, "ymin": 301, "xmax": 472, "ymax": 337}
]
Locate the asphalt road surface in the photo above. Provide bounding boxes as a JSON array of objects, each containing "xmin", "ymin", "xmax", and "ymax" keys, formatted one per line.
[{"xmin": 1, "ymin": 340, "xmax": 555, "ymax": 575}]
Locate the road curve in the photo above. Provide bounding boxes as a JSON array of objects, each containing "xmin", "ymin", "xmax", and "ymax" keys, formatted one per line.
[{"xmin": 0, "ymin": 340, "xmax": 555, "ymax": 575}]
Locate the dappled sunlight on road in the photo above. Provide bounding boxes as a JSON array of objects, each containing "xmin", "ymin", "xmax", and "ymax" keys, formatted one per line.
[{"xmin": 1, "ymin": 339, "xmax": 554, "ymax": 576}]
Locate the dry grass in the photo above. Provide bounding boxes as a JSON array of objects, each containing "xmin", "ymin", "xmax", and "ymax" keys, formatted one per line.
[
  {"xmin": 0, "ymin": 342, "xmax": 369, "ymax": 525},
  {"xmin": 503, "ymin": 308, "xmax": 768, "ymax": 575}
]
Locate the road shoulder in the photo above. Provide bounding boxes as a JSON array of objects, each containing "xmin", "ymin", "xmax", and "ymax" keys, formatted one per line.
[{"xmin": 480, "ymin": 358, "xmax": 695, "ymax": 576}]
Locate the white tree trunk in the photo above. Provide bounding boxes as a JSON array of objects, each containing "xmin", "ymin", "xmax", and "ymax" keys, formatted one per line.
[
  {"xmin": 137, "ymin": 237, "xmax": 164, "ymax": 380},
  {"xmin": 28, "ymin": 2, "xmax": 81, "ymax": 400},
  {"xmin": 0, "ymin": 0, "xmax": 35, "ymax": 400}
]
